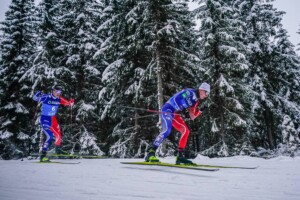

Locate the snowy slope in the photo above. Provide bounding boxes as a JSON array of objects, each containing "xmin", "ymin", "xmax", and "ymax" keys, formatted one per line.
[{"xmin": 0, "ymin": 156, "xmax": 300, "ymax": 200}]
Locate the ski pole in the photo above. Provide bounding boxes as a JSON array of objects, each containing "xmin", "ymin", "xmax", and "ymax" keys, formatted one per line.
[
  {"xmin": 119, "ymin": 105, "xmax": 182, "ymax": 116},
  {"xmin": 70, "ymin": 93, "xmax": 74, "ymax": 135},
  {"xmin": 70, "ymin": 105, "xmax": 73, "ymax": 132},
  {"xmin": 127, "ymin": 113, "xmax": 159, "ymax": 120}
]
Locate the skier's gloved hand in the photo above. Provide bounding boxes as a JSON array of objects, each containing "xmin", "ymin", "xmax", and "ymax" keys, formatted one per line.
[
  {"xmin": 35, "ymin": 91, "xmax": 43, "ymax": 97},
  {"xmin": 33, "ymin": 91, "xmax": 43, "ymax": 101},
  {"xmin": 69, "ymin": 98, "xmax": 74, "ymax": 107},
  {"xmin": 200, "ymin": 104, "xmax": 208, "ymax": 112}
]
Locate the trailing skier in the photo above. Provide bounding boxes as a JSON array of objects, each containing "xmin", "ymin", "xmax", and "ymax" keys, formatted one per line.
[
  {"xmin": 145, "ymin": 82, "xmax": 210, "ymax": 164},
  {"xmin": 32, "ymin": 85, "xmax": 74, "ymax": 162}
]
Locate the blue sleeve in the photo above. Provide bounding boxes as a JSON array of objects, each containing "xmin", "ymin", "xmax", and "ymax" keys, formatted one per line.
[
  {"xmin": 33, "ymin": 92, "xmax": 47, "ymax": 103},
  {"xmin": 32, "ymin": 91, "xmax": 41, "ymax": 101}
]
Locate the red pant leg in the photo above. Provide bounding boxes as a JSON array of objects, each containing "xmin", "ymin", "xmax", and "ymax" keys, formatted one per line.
[
  {"xmin": 172, "ymin": 115, "xmax": 190, "ymax": 149},
  {"xmin": 50, "ymin": 116, "xmax": 62, "ymax": 146}
]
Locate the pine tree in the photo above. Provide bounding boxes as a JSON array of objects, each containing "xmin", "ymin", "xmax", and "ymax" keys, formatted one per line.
[
  {"xmin": 78, "ymin": 126, "xmax": 104, "ymax": 155},
  {"xmin": 194, "ymin": 0, "xmax": 250, "ymax": 157},
  {"xmin": 98, "ymin": 0, "xmax": 199, "ymax": 157},
  {"xmin": 272, "ymin": 26, "xmax": 300, "ymax": 154},
  {"xmin": 235, "ymin": 0, "xmax": 300, "ymax": 155},
  {"xmin": 97, "ymin": 0, "xmax": 149, "ymax": 158},
  {"xmin": 51, "ymin": 0, "xmax": 105, "ymax": 155},
  {"xmin": 279, "ymin": 115, "xmax": 300, "ymax": 156},
  {"xmin": 18, "ymin": 0, "xmax": 69, "ymax": 155},
  {"xmin": 20, "ymin": 0, "xmax": 105, "ymax": 155},
  {"xmin": 128, "ymin": 0, "xmax": 200, "ymax": 157},
  {"xmin": 0, "ymin": 0, "xmax": 39, "ymax": 159},
  {"xmin": 21, "ymin": 0, "xmax": 63, "ymax": 87}
]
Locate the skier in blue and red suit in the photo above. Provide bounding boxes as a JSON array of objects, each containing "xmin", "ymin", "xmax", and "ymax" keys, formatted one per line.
[
  {"xmin": 145, "ymin": 82, "xmax": 210, "ymax": 164},
  {"xmin": 33, "ymin": 85, "xmax": 74, "ymax": 162}
]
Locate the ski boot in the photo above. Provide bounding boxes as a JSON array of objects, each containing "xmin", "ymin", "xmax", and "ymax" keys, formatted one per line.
[
  {"xmin": 40, "ymin": 150, "xmax": 50, "ymax": 162},
  {"xmin": 176, "ymin": 151, "xmax": 194, "ymax": 165},
  {"xmin": 145, "ymin": 148, "xmax": 160, "ymax": 162}
]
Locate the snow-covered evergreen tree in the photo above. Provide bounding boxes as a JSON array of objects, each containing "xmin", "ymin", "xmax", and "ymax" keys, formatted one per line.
[
  {"xmin": 235, "ymin": 0, "xmax": 300, "ymax": 155},
  {"xmin": 131, "ymin": 0, "xmax": 200, "ymax": 157},
  {"xmin": 96, "ymin": 0, "xmax": 151, "ymax": 158},
  {"xmin": 278, "ymin": 115, "xmax": 300, "ymax": 156},
  {"xmin": 0, "ymin": 0, "xmax": 39, "ymax": 159},
  {"xmin": 273, "ymin": 26, "xmax": 300, "ymax": 154},
  {"xmin": 21, "ymin": 0, "xmax": 63, "ymax": 88},
  {"xmin": 98, "ymin": 0, "xmax": 200, "ymax": 157},
  {"xmin": 52, "ymin": 0, "xmax": 105, "ymax": 154},
  {"xmin": 19, "ymin": 0, "xmax": 105, "ymax": 155},
  {"xmin": 194, "ymin": 0, "xmax": 250, "ymax": 157},
  {"xmin": 78, "ymin": 126, "xmax": 104, "ymax": 155},
  {"xmin": 1, "ymin": 0, "xmax": 298, "ymax": 159}
]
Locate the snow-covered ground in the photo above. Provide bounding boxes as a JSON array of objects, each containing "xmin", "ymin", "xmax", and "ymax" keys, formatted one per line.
[{"xmin": 0, "ymin": 156, "xmax": 299, "ymax": 200}]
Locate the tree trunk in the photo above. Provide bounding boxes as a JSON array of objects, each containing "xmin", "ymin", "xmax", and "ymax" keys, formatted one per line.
[
  {"xmin": 263, "ymin": 108, "xmax": 275, "ymax": 149},
  {"xmin": 155, "ymin": 4, "xmax": 164, "ymax": 133},
  {"xmin": 220, "ymin": 112, "xmax": 225, "ymax": 142},
  {"xmin": 156, "ymin": 50, "xmax": 164, "ymax": 132},
  {"xmin": 154, "ymin": 1, "xmax": 165, "ymax": 153},
  {"xmin": 134, "ymin": 111, "xmax": 139, "ymax": 155}
]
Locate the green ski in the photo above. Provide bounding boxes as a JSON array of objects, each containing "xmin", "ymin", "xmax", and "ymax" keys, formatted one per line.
[
  {"xmin": 193, "ymin": 163, "xmax": 258, "ymax": 169},
  {"xmin": 30, "ymin": 153, "xmax": 105, "ymax": 159},
  {"xmin": 121, "ymin": 161, "xmax": 258, "ymax": 170},
  {"xmin": 121, "ymin": 161, "xmax": 219, "ymax": 171},
  {"xmin": 33, "ymin": 161, "xmax": 80, "ymax": 164}
]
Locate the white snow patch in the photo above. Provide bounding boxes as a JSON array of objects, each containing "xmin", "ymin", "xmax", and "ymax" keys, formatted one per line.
[
  {"xmin": 0, "ymin": 156, "xmax": 300, "ymax": 200},
  {"xmin": 0, "ymin": 130, "xmax": 13, "ymax": 139}
]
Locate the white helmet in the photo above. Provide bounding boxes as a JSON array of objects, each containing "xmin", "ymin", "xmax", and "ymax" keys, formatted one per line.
[{"xmin": 199, "ymin": 82, "xmax": 210, "ymax": 94}]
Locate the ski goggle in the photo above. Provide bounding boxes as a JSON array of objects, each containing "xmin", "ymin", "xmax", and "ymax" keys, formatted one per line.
[{"xmin": 54, "ymin": 89, "xmax": 62, "ymax": 94}]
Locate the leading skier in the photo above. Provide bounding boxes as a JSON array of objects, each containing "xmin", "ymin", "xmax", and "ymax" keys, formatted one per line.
[
  {"xmin": 33, "ymin": 85, "xmax": 74, "ymax": 162},
  {"xmin": 145, "ymin": 82, "xmax": 210, "ymax": 164}
]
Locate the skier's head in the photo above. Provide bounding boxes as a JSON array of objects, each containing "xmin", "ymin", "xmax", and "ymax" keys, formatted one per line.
[
  {"xmin": 52, "ymin": 85, "xmax": 63, "ymax": 97},
  {"xmin": 198, "ymin": 82, "xmax": 210, "ymax": 99}
]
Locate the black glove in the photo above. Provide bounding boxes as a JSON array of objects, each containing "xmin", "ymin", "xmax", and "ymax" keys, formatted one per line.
[{"xmin": 200, "ymin": 104, "xmax": 208, "ymax": 112}]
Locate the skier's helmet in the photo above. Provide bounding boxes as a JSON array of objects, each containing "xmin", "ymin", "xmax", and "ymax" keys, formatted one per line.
[
  {"xmin": 52, "ymin": 85, "xmax": 63, "ymax": 94},
  {"xmin": 199, "ymin": 82, "xmax": 210, "ymax": 95}
]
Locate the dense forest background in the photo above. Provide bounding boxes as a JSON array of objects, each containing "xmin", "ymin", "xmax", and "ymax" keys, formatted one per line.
[{"xmin": 0, "ymin": 0, "xmax": 299, "ymax": 160}]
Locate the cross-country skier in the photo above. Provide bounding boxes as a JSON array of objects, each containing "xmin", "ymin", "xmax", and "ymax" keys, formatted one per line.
[
  {"xmin": 145, "ymin": 82, "xmax": 210, "ymax": 164},
  {"xmin": 33, "ymin": 85, "xmax": 74, "ymax": 162}
]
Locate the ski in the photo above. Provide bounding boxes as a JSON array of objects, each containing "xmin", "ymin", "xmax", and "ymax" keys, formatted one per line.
[
  {"xmin": 33, "ymin": 161, "xmax": 80, "ymax": 164},
  {"xmin": 194, "ymin": 163, "xmax": 258, "ymax": 169},
  {"xmin": 120, "ymin": 161, "xmax": 219, "ymax": 171},
  {"xmin": 29, "ymin": 154, "xmax": 78, "ymax": 159},
  {"xmin": 77, "ymin": 155, "xmax": 106, "ymax": 159},
  {"xmin": 29, "ymin": 153, "xmax": 105, "ymax": 159},
  {"xmin": 45, "ymin": 154, "xmax": 105, "ymax": 159}
]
